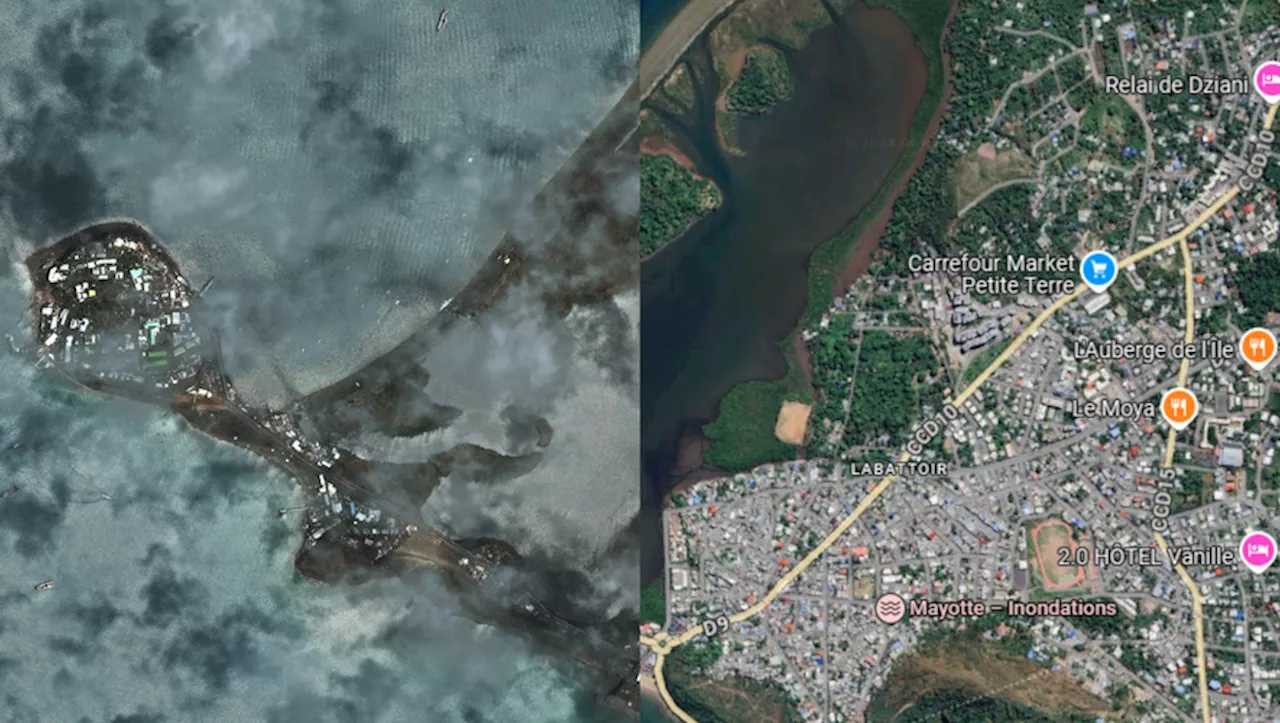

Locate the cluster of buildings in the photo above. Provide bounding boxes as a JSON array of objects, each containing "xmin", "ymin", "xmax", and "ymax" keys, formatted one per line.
[
  {"xmin": 32, "ymin": 231, "xmax": 203, "ymax": 391},
  {"xmin": 657, "ymin": 428, "xmax": 1280, "ymax": 718},
  {"xmin": 301, "ymin": 473, "xmax": 416, "ymax": 565},
  {"xmin": 947, "ymin": 289, "xmax": 1013, "ymax": 354},
  {"xmin": 263, "ymin": 411, "xmax": 343, "ymax": 469},
  {"xmin": 647, "ymin": 6, "xmax": 1280, "ymax": 722}
]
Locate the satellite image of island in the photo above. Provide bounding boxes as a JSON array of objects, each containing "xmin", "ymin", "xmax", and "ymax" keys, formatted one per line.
[
  {"xmin": 0, "ymin": 1, "xmax": 640, "ymax": 721},
  {"xmin": 642, "ymin": 0, "xmax": 1280, "ymax": 722}
]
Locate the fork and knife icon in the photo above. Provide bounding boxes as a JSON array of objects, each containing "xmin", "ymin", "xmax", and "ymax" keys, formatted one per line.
[{"xmin": 1250, "ymin": 336, "xmax": 1268, "ymax": 358}]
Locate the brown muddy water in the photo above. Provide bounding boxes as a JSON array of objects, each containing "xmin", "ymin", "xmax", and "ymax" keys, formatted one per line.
[{"xmin": 640, "ymin": 0, "xmax": 928, "ymax": 580}]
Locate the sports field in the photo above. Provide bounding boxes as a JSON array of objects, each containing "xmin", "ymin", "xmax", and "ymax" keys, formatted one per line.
[{"xmin": 1028, "ymin": 519, "xmax": 1089, "ymax": 591}]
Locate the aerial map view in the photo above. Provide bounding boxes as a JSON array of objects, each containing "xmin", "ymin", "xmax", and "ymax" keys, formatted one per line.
[
  {"xmin": 0, "ymin": 1, "xmax": 640, "ymax": 722},
  {"xmin": 641, "ymin": 0, "xmax": 1280, "ymax": 721}
]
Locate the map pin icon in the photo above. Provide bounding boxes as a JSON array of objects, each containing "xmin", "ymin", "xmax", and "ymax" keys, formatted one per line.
[
  {"xmin": 1240, "ymin": 328, "xmax": 1277, "ymax": 372},
  {"xmin": 1160, "ymin": 388, "xmax": 1198, "ymax": 431},
  {"xmin": 1255, "ymin": 61, "xmax": 1280, "ymax": 105},
  {"xmin": 1080, "ymin": 251, "xmax": 1118, "ymax": 294},
  {"xmin": 1240, "ymin": 531, "xmax": 1277, "ymax": 574}
]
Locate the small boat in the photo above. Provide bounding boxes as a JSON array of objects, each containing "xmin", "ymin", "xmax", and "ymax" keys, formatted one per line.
[
  {"xmin": 0, "ymin": 486, "xmax": 18, "ymax": 498},
  {"xmin": 35, "ymin": 580, "xmax": 55, "ymax": 592},
  {"xmin": 436, "ymin": 9, "xmax": 448, "ymax": 32}
]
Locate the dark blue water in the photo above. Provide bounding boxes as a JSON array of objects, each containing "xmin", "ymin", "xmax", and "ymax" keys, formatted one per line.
[{"xmin": 641, "ymin": 0, "xmax": 686, "ymax": 49}]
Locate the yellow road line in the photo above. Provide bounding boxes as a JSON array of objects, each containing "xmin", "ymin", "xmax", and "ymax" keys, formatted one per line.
[
  {"xmin": 1164, "ymin": 238, "xmax": 1197, "ymax": 467},
  {"xmin": 1117, "ymin": 187, "xmax": 1239, "ymax": 271},
  {"xmin": 647, "ymin": 182, "xmax": 1241, "ymax": 723},
  {"xmin": 1177, "ymin": 239, "xmax": 1196, "ymax": 350},
  {"xmin": 727, "ymin": 451, "xmax": 910, "ymax": 624},
  {"xmin": 953, "ymin": 288, "xmax": 1082, "ymax": 407},
  {"xmin": 1268, "ymin": 102, "xmax": 1280, "ymax": 131},
  {"xmin": 1158, "ymin": 234, "xmax": 1211, "ymax": 721},
  {"xmin": 953, "ymin": 187, "xmax": 1236, "ymax": 410},
  {"xmin": 1154, "ymin": 532, "xmax": 1210, "ymax": 723},
  {"xmin": 653, "ymin": 653, "xmax": 698, "ymax": 723}
]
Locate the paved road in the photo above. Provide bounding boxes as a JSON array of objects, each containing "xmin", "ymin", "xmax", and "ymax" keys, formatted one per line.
[
  {"xmin": 640, "ymin": 0, "xmax": 737, "ymax": 99},
  {"xmin": 642, "ymin": 173, "xmax": 1250, "ymax": 722}
]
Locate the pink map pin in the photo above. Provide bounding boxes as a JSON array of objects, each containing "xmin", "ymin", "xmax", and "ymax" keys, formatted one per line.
[
  {"xmin": 1240, "ymin": 531, "xmax": 1277, "ymax": 574},
  {"xmin": 1255, "ymin": 62, "xmax": 1280, "ymax": 104}
]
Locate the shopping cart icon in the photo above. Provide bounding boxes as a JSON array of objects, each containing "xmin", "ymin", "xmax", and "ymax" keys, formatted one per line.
[{"xmin": 1081, "ymin": 250, "xmax": 1118, "ymax": 291}]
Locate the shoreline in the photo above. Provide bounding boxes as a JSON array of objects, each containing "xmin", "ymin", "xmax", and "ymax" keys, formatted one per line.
[
  {"xmin": 23, "ymin": 79, "xmax": 647, "ymax": 706},
  {"xmin": 833, "ymin": 1, "xmax": 957, "ymax": 294},
  {"xmin": 673, "ymin": 0, "xmax": 955, "ymax": 498},
  {"xmin": 641, "ymin": 135, "xmax": 708, "ymax": 176},
  {"xmin": 640, "ymin": 135, "xmax": 724, "ymax": 263}
]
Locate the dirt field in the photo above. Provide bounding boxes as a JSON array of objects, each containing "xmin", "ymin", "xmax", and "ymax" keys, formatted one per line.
[
  {"xmin": 1029, "ymin": 519, "xmax": 1088, "ymax": 590},
  {"xmin": 774, "ymin": 401, "xmax": 812, "ymax": 444},
  {"xmin": 952, "ymin": 144, "xmax": 1036, "ymax": 211},
  {"xmin": 641, "ymin": 135, "xmax": 701, "ymax": 172},
  {"xmin": 679, "ymin": 676, "xmax": 800, "ymax": 723},
  {"xmin": 871, "ymin": 645, "xmax": 1114, "ymax": 722}
]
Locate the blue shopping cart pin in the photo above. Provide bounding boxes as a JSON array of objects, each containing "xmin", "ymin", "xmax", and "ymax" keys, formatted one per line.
[{"xmin": 1080, "ymin": 251, "xmax": 1117, "ymax": 293}]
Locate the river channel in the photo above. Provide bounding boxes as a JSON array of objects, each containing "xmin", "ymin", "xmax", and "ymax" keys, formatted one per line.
[{"xmin": 640, "ymin": 0, "xmax": 928, "ymax": 580}]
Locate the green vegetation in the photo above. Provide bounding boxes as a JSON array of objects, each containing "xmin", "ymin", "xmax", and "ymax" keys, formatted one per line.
[
  {"xmin": 962, "ymin": 338, "xmax": 1012, "ymax": 384},
  {"xmin": 952, "ymin": 146, "xmax": 1036, "ymax": 211},
  {"xmin": 727, "ymin": 47, "xmax": 793, "ymax": 114},
  {"xmin": 1063, "ymin": 601, "xmax": 1167, "ymax": 639},
  {"xmin": 715, "ymin": 109, "xmax": 744, "ymax": 156},
  {"xmin": 813, "ymin": 330, "xmax": 942, "ymax": 447},
  {"xmin": 800, "ymin": 0, "xmax": 953, "ymax": 324},
  {"xmin": 1243, "ymin": 0, "xmax": 1280, "ymax": 34},
  {"xmin": 950, "ymin": 184, "xmax": 1074, "ymax": 262},
  {"xmin": 1264, "ymin": 156, "xmax": 1280, "ymax": 192},
  {"xmin": 1235, "ymin": 251, "xmax": 1280, "ymax": 328},
  {"xmin": 640, "ymin": 153, "xmax": 721, "ymax": 257},
  {"xmin": 1078, "ymin": 96, "xmax": 1147, "ymax": 166},
  {"xmin": 666, "ymin": 640, "xmax": 803, "ymax": 723},
  {"xmin": 703, "ymin": 341, "xmax": 812, "ymax": 472},
  {"xmin": 640, "ymin": 580, "xmax": 666, "ymax": 625},
  {"xmin": 657, "ymin": 67, "xmax": 697, "ymax": 115},
  {"xmin": 708, "ymin": 0, "xmax": 831, "ymax": 154},
  {"xmin": 869, "ymin": 690, "xmax": 1094, "ymax": 723},
  {"xmin": 701, "ymin": 0, "xmax": 953, "ymax": 470},
  {"xmin": 868, "ymin": 615, "xmax": 1107, "ymax": 723},
  {"xmin": 639, "ymin": 110, "xmax": 670, "ymax": 141},
  {"xmin": 670, "ymin": 639, "xmax": 723, "ymax": 674},
  {"xmin": 712, "ymin": 0, "xmax": 831, "ymax": 58}
]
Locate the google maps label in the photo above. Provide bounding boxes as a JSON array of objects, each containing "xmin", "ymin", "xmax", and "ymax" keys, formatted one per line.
[
  {"xmin": 1160, "ymin": 388, "xmax": 1198, "ymax": 431},
  {"xmin": 1240, "ymin": 531, "xmax": 1277, "ymax": 575},
  {"xmin": 1254, "ymin": 61, "xmax": 1280, "ymax": 104},
  {"xmin": 1240, "ymin": 328, "xmax": 1277, "ymax": 372},
  {"xmin": 1080, "ymin": 251, "xmax": 1117, "ymax": 293}
]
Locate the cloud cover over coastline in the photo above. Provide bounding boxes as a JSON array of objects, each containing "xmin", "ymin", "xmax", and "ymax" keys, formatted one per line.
[{"xmin": 0, "ymin": 0, "xmax": 638, "ymax": 720}]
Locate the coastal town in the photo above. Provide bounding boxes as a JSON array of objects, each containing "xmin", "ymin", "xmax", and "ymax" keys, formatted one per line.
[
  {"xmin": 644, "ymin": 1, "xmax": 1280, "ymax": 722},
  {"xmin": 22, "ymin": 221, "xmax": 641, "ymax": 708}
]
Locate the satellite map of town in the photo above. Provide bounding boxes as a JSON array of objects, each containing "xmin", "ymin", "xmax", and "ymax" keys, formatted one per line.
[
  {"xmin": 640, "ymin": 0, "xmax": 1280, "ymax": 722},
  {"xmin": 0, "ymin": 1, "xmax": 640, "ymax": 722}
]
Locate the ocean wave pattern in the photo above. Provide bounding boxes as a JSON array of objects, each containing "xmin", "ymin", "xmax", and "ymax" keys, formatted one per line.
[
  {"xmin": 0, "ymin": 0, "xmax": 637, "ymax": 720},
  {"xmin": 0, "ymin": 0, "xmax": 637, "ymax": 401}
]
